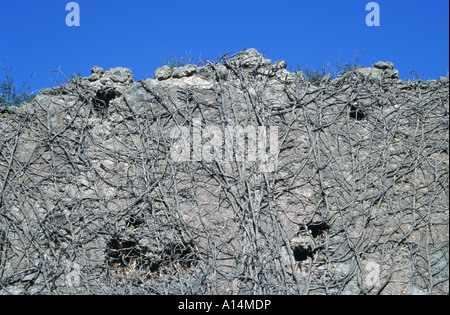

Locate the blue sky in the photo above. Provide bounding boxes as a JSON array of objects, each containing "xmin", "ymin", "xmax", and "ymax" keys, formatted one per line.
[{"xmin": 1, "ymin": 0, "xmax": 448, "ymax": 93}]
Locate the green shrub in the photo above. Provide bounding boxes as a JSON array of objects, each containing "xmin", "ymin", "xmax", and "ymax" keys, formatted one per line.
[
  {"xmin": 162, "ymin": 51, "xmax": 207, "ymax": 69},
  {"xmin": 0, "ymin": 60, "xmax": 36, "ymax": 107},
  {"xmin": 300, "ymin": 49, "xmax": 363, "ymax": 85},
  {"xmin": 302, "ymin": 65, "xmax": 328, "ymax": 85}
]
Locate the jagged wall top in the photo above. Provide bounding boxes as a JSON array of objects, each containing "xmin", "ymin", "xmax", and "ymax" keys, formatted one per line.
[
  {"xmin": 34, "ymin": 48, "xmax": 449, "ymax": 100},
  {"xmin": 152, "ymin": 48, "xmax": 399, "ymax": 83}
]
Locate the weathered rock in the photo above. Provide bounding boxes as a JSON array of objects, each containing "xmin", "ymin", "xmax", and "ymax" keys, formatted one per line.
[
  {"xmin": 356, "ymin": 67, "xmax": 384, "ymax": 81},
  {"xmin": 171, "ymin": 64, "xmax": 197, "ymax": 78},
  {"xmin": 101, "ymin": 67, "xmax": 134, "ymax": 85},
  {"xmin": 272, "ymin": 60, "xmax": 287, "ymax": 71},
  {"xmin": 215, "ymin": 63, "xmax": 228, "ymax": 79},
  {"xmin": 196, "ymin": 64, "xmax": 214, "ymax": 80},
  {"xmin": 154, "ymin": 65, "xmax": 172, "ymax": 80},
  {"xmin": 373, "ymin": 61, "xmax": 395, "ymax": 70},
  {"xmin": 88, "ymin": 66, "xmax": 104, "ymax": 81},
  {"xmin": 230, "ymin": 48, "xmax": 271, "ymax": 69}
]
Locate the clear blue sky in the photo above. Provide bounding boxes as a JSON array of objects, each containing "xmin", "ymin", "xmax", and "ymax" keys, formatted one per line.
[{"xmin": 1, "ymin": 0, "xmax": 448, "ymax": 93}]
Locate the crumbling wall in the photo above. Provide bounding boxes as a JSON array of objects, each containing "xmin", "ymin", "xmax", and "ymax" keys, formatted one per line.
[{"xmin": 0, "ymin": 49, "xmax": 448, "ymax": 294}]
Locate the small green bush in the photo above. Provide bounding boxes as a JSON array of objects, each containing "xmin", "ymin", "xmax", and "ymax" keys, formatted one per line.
[
  {"xmin": 162, "ymin": 51, "xmax": 207, "ymax": 69},
  {"xmin": 302, "ymin": 65, "xmax": 328, "ymax": 85},
  {"xmin": 0, "ymin": 60, "xmax": 36, "ymax": 107},
  {"xmin": 300, "ymin": 49, "xmax": 363, "ymax": 85}
]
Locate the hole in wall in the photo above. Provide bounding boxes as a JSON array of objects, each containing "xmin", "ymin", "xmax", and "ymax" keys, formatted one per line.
[
  {"xmin": 291, "ymin": 221, "xmax": 331, "ymax": 262},
  {"xmin": 106, "ymin": 236, "xmax": 197, "ymax": 273},
  {"xmin": 293, "ymin": 245, "xmax": 314, "ymax": 262},
  {"xmin": 349, "ymin": 103, "xmax": 366, "ymax": 120},
  {"xmin": 93, "ymin": 87, "xmax": 121, "ymax": 110},
  {"xmin": 106, "ymin": 238, "xmax": 147, "ymax": 268},
  {"xmin": 307, "ymin": 222, "xmax": 330, "ymax": 239}
]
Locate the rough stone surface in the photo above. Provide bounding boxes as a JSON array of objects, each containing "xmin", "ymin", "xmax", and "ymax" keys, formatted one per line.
[
  {"xmin": 154, "ymin": 65, "xmax": 172, "ymax": 81},
  {"xmin": 0, "ymin": 49, "xmax": 448, "ymax": 295},
  {"xmin": 373, "ymin": 61, "xmax": 395, "ymax": 70},
  {"xmin": 171, "ymin": 64, "xmax": 197, "ymax": 78},
  {"xmin": 88, "ymin": 66, "xmax": 104, "ymax": 81}
]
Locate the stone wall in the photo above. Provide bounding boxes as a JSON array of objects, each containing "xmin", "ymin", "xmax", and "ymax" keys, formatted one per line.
[{"xmin": 0, "ymin": 49, "xmax": 448, "ymax": 294}]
